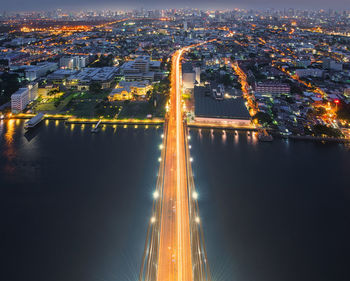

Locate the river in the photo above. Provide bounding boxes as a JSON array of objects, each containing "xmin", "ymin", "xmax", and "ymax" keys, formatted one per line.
[{"xmin": 0, "ymin": 120, "xmax": 349, "ymax": 281}]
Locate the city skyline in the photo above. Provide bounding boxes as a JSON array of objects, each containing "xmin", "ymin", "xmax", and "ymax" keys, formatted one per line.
[{"xmin": 1, "ymin": 2, "xmax": 350, "ymax": 13}]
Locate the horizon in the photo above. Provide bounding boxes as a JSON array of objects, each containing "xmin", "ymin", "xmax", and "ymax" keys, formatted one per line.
[{"xmin": 1, "ymin": 4, "xmax": 350, "ymax": 13}]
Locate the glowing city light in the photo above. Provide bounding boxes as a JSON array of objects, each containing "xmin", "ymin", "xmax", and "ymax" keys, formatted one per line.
[{"xmin": 153, "ymin": 190, "xmax": 159, "ymax": 199}]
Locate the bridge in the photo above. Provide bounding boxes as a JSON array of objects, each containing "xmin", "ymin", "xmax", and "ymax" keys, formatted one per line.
[{"xmin": 139, "ymin": 46, "xmax": 211, "ymax": 281}]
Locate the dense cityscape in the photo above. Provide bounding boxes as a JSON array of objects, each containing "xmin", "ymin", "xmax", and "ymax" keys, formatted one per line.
[
  {"xmin": 1, "ymin": 6, "xmax": 350, "ymax": 281},
  {"xmin": 1, "ymin": 8, "xmax": 350, "ymax": 139}
]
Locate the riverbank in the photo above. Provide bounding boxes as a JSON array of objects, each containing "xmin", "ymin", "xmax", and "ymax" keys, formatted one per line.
[
  {"xmin": 4, "ymin": 114, "xmax": 350, "ymax": 143},
  {"xmin": 287, "ymin": 134, "xmax": 350, "ymax": 143},
  {"xmin": 4, "ymin": 113, "xmax": 164, "ymax": 126}
]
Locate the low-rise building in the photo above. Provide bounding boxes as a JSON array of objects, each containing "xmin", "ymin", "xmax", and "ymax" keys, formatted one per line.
[
  {"xmin": 25, "ymin": 62, "xmax": 58, "ymax": 81},
  {"xmin": 295, "ymin": 68, "xmax": 323, "ymax": 78},
  {"xmin": 59, "ymin": 56, "xmax": 87, "ymax": 70},
  {"xmin": 108, "ymin": 80, "xmax": 152, "ymax": 101},
  {"xmin": 121, "ymin": 56, "xmax": 161, "ymax": 82},
  {"xmin": 254, "ymin": 81, "xmax": 290, "ymax": 95},
  {"xmin": 193, "ymin": 86, "xmax": 251, "ymax": 127},
  {"xmin": 66, "ymin": 67, "xmax": 118, "ymax": 90},
  {"xmin": 323, "ymin": 58, "xmax": 343, "ymax": 71}
]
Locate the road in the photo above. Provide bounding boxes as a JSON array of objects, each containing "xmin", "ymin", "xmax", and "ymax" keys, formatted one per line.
[{"xmin": 156, "ymin": 48, "xmax": 193, "ymax": 281}]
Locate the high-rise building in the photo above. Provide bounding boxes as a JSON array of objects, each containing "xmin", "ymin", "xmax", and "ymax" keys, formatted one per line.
[
  {"xmin": 194, "ymin": 66, "xmax": 201, "ymax": 85},
  {"xmin": 11, "ymin": 88, "xmax": 29, "ymax": 113},
  {"xmin": 182, "ymin": 63, "xmax": 195, "ymax": 90},
  {"xmin": 183, "ymin": 21, "xmax": 188, "ymax": 31}
]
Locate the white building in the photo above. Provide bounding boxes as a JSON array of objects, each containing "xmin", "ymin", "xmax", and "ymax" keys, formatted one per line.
[
  {"xmin": 133, "ymin": 56, "xmax": 150, "ymax": 73},
  {"xmin": 183, "ymin": 73, "xmax": 195, "ymax": 89},
  {"xmin": 182, "ymin": 63, "xmax": 195, "ymax": 90},
  {"xmin": 122, "ymin": 56, "xmax": 161, "ymax": 82},
  {"xmin": 194, "ymin": 66, "xmax": 201, "ymax": 85},
  {"xmin": 59, "ymin": 56, "xmax": 86, "ymax": 70},
  {"xmin": 25, "ymin": 62, "xmax": 58, "ymax": 81},
  {"xmin": 28, "ymin": 82, "xmax": 38, "ymax": 101},
  {"xmin": 11, "ymin": 88, "xmax": 29, "ymax": 113}
]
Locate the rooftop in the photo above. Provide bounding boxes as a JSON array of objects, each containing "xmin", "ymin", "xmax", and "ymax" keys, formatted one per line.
[{"xmin": 194, "ymin": 86, "xmax": 250, "ymax": 120}]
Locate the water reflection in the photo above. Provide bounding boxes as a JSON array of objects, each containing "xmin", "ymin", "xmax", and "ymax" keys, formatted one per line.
[
  {"xmin": 198, "ymin": 128, "xmax": 202, "ymax": 140},
  {"xmin": 221, "ymin": 130, "xmax": 227, "ymax": 144},
  {"xmin": 234, "ymin": 130, "xmax": 239, "ymax": 145},
  {"xmin": 251, "ymin": 131, "xmax": 258, "ymax": 145},
  {"xmin": 3, "ymin": 120, "xmax": 16, "ymax": 175}
]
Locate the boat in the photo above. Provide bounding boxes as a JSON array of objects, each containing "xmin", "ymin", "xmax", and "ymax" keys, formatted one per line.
[{"xmin": 24, "ymin": 113, "xmax": 44, "ymax": 129}]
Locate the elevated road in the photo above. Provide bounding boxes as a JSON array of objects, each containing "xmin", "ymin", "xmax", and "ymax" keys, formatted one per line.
[
  {"xmin": 140, "ymin": 42, "xmax": 213, "ymax": 281},
  {"xmin": 156, "ymin": 48, "xmax": 193, "ymax": 281}
]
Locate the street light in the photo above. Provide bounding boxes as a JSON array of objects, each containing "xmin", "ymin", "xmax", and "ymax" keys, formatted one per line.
[
  {"xmin": 153, "ymin": 190, "xmax": 159, "ymax": 199},
  {"xmin": 334, "ymin": 99, "xmax": 340, "ymax": 111}
]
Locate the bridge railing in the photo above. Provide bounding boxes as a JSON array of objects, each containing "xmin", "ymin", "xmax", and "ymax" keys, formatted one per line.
[
  {"xmin": 184, "ymin": 121, "xmax": 212, "ymax": 281},
  {"xmin": 138, "ymin": 121, "xmax": 167, "ymax": 281}
]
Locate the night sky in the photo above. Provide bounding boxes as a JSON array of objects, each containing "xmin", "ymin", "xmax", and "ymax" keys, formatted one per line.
[{"xmin": 2, "ymin": 0, "xmax": 349, "ymax": 12}]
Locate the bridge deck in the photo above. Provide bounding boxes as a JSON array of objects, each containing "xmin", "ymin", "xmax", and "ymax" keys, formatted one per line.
[{"xmin": 156, "ymin": 50, "xmax": 193, "ymax": 281}]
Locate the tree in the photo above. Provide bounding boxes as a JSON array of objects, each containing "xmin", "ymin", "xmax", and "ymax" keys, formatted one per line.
[
  {"xmin": 220, "ymin": 74, "xmax": 233, "ymax": 86},
  {"xmin": 253, "ymin": 112, "xmax": 272, "ymax": 125},
  {"xmin": 90, "ymin": 82, "xmax": 102, "ymax": 93},
  {"xmin": 0, "ymin": 72, "xmax": 20, "ymax": 105},
  {"xmin": 313, "ymin": 124, "xmax": 342, "ymax": 138},
  {"xmin": 48, "ymin": 89, "xmax": 59, "ymax": 96}
]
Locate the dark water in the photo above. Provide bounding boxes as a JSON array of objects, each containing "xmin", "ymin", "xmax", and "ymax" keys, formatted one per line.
[
  {"xmin": 190, "ymin": 128, "xmax": 350, "ymax": 281},
  {"xmin": 1, "ymin": 120, "xmax": 350, "ymax": 281},
  {"xmin": 0, "ymin": 120, "xmax": 162, "ymax": 281}
]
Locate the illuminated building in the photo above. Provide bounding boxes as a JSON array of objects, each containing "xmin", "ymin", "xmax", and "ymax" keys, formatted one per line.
[
  {"xmin": 11, "ymin": 88, "xmax": 29, "ymax": 113},
  {"xmin": 254, "ymin": 81, "xmax": 290, "ymax": 95}
]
